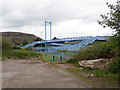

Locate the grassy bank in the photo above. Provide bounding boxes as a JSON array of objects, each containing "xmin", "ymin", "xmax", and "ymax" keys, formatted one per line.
[
  {"xmin": 67, "ymin": 67, "xmax": 118, "ymax": 80},
  {"xmin": 2, "ymin": 37, "xmax": 42, "ymax": 60},
  {"xmin": 2, "ymin": 49, "xmax": 41, "ymax": 60}
]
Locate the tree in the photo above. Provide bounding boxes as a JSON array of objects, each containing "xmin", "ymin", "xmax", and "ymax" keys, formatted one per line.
[
  {"xmin": 52, "ymin": 37, "xmax": 59, "ymax": 40},
  {"xmin": 98, "ymin": 0, "xmax": 120, "ymax": 35},
  {"xmin": 2, "ymin": 37, "xmax": 14, "ymax": 50}
]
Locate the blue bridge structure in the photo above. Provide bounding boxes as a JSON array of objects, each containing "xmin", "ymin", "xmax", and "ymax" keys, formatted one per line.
[
  {"xmin": 21, "ymin": 36, "xmax": 108, "ymax": 52},
  {"xmin": 20, "ymin": 21, "xmax": 108, "ymax": 53}
]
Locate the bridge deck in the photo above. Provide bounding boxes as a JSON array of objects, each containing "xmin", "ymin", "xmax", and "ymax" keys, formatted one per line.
[{"xmin": 21, "ymin": 36, "xmax": 108, "ymax": 52}]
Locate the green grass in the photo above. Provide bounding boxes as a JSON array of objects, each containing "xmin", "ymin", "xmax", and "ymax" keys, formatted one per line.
[
  {"xmin": 58, "ymin": 60, "xmax": 66, "ymax": 64},
  {"xmin": 67, "ymin": 67, "xmax": 118, "ymax": 81},
  {"xmin": 67, "ymin": 67, "xmax": 118, "ymax": 88},
  {"xmin": 83, "ymin": 68, "xmax": 118, "ymax": 80},
  {"xmin": 67, "ymin": 68, "xmax": 81, "ymax": 75},
  {"xmin": 0, "ymin": 56, "xmax": 2, "ymax": 60},
  {"xmin": 2, "ymin": 49, "xmax": 41, "ymax": 60},
  {"xmin": 43, "ymin": 55, "xmax": 64, "ymax": 62}
]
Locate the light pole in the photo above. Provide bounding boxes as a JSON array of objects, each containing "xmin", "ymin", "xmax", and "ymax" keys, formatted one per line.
[
  {"xmin": 50, "ymin": 22, "xmax": 52, "ymax": 40},
  {"xmin": 44, "ymin": 20, "xmax": 52, "ymax": 51}
]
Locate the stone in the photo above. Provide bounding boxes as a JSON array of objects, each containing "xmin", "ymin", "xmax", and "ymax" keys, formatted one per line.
[
  {"xmin": 85, "ymin": 74, "xmax": 91, "ymax": 77},
  {"xmin": 91, "ymin": 74, "xmax": 95, "ymax": 77},
  {"xmin": 79, "ymin": 58, "xmax": 111, "ymax": 69},
  {"xmin": 85, "ymin": 74, "xmax": 95, "ymax": 77}
]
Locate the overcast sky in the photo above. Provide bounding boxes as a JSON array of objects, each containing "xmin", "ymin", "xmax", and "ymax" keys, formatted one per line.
[{"xmin": 0, "ymin": 0, "xmax": 117, "ymax": 39}]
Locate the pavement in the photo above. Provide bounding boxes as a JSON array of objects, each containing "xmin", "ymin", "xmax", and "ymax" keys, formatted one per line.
[{"xmin": 2, "ymin": 59, "xmax": 92, "ymax": 88}]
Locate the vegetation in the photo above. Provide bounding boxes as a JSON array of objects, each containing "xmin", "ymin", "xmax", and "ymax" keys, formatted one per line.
[
  {"xmin": 52, "ymin": 37, "xmax": 59, "ymax": 40},
  {"xmin": 98, "ymin": 1, "xmax": 120, "ymax": 35},
  {"xmin": 67, "ymin": 67, "xmax": 118, "ymax": 88},
  {"xmin": 2, "ymin": 49, "xmax": 41, "ymax": 60},
  {"xmin": 106, "ymin": 57, "xmax": 120, "ymax": 74},
  {"xmin": 67, "ymin": 68, "xmax": 118, "ymax": 80},
  {"xmin": 2, "ymin": 37, "xmax": 41, "ymax": 60},
  {"xmin": 66, "ymin": 41, "xmax": 113, "ymax": 63},
  {"xmin": 2, "ymin": 37, "xmax": 14, "ymax": 50}
]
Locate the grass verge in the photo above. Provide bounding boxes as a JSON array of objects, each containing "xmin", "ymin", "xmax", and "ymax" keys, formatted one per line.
[
  {"xmin": 67, "ymin": 67, "xmax": 118, "ymax": 88},
  {"xmin": 2, "ymin": 49, "xmax": 42, "ymax": 60}
]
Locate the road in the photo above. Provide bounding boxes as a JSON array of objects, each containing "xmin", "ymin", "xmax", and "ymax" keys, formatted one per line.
[{"xmin": 2, "ymin": 59, "xmax": 92, "ymax": 88}]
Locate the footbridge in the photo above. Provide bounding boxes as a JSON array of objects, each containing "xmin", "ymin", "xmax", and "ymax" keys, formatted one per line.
[
  {"xmin": 20, "ymin": 21, "xmax": 109, "ymax": 52},
  {"xmin": 21, "ymin": 36, "xmax": 108, "ymax": 52}
]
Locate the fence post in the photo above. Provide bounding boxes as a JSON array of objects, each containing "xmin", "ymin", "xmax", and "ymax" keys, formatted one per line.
[
  {"xmin": 52, "ymin": 55, "xmax": 55, "ymax": 61},
  {"xmin": 60, "ymin": 56, "xmax": 62, "ymax": 61}
]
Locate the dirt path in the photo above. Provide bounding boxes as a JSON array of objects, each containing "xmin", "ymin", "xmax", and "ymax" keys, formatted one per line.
[{"xmin": 2, "ymin": 59, "xmax": 92, "ymax": 88}]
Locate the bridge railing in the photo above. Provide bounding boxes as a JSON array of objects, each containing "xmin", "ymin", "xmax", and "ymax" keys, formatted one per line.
[{"xmin": 21, "ymin": 36, "xmax": 108, "ymax": 51}]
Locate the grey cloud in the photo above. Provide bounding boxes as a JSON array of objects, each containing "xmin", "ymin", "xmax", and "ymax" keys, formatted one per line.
[{"xmin": 1, "ymin": 0, "xmax": 115, "ymax": 28}]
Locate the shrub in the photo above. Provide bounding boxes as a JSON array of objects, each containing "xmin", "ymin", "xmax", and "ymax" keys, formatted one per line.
[
  {"xmin": 109, "ymin": 35, "xmax": 120, "ymax": 57},
  {"xmin": 66, "ymin": 57, "xmax": 78, "ymax": 63},
  {"xmin": 92, "ymin": 42, "xmax": 114, "ymax": 58},
  {"xmin": 106, "ymin": 57, "xmax": 120, "ymax": 74},
  {"xmin": 109, "ymin": 35, "xmax": 120, "ymax": 48},
  {"xmin": 67, "ymin": 42, "xmax": 115, "ymax": 64},
  {"xmin": 2, "ymin": 37, "xmax": 14, "ymax": 50}
]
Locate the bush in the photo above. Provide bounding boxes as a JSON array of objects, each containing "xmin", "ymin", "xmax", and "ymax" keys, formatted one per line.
[
  {"xmin": 66, "ymin": 57, "xmax": 78, "ymax": 63},
  {"xmin": 109, "ymin": 35, "xmax": 120, "ymax": 47},
  {"xmin": 106, "ymin": 57, "xmax": 120, "ymax": 74},
  {"xmin": 67, "ymin": 42, "xmax": 114, "ymax": 64},
  {"xmin": 2, "ymin": 37, "xmax": 14, "ymax": 50},
  {"xmin": 109, "ymin": 35, "xmax": 120, "ymax": 57}
]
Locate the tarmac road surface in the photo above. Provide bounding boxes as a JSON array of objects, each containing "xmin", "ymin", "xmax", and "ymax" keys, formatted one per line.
[{"xmin": 2, "ymin": 59, "xmax": 92, "ymax": 88}]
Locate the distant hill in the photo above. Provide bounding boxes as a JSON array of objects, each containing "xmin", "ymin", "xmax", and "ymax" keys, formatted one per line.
[{"xmin": 2, "ymin": 32, "xmax": 43, "ymax": 45}]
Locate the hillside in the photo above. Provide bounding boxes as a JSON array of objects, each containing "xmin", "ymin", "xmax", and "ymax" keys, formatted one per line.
[{"xmin": 2, "ymin": 32, "xmax": 43, "ymax": 45}]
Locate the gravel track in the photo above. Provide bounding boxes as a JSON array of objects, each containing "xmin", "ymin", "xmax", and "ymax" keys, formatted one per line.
[{"xmin": 2, "ymin": 59, "xmax": 92, "ymax": 88}]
